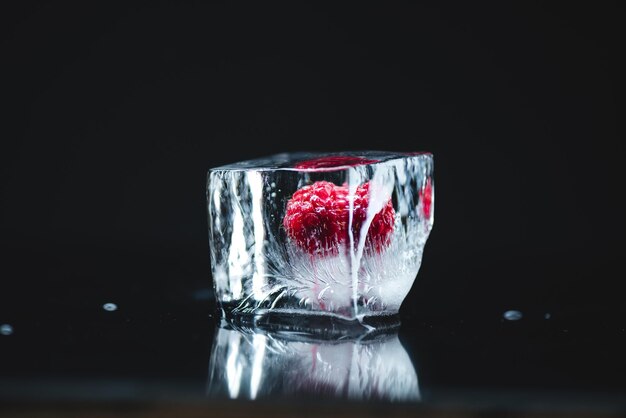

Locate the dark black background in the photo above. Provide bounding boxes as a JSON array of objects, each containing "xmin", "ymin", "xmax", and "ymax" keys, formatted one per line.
[{"xmin": 1, "ymin": 0, "xmax": 624, "ymax": 401}]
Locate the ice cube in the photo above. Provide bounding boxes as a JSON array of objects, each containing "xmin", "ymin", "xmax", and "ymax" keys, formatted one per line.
[{"xmin": 207, "ymin": 151, "xmax": 434, "ymax": 321}]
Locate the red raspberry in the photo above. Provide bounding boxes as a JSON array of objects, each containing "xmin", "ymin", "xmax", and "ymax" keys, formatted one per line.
[
  {"xmin": 283, "ymin": 181, "xmax": 395, "ymax": 255},
  {"xmin": 294, "ymin": 156, "xmax": 379, "ymax": 170},
  {"xmin": 420, "ymin": 178, "xmax": 433, "ymax": 219}
]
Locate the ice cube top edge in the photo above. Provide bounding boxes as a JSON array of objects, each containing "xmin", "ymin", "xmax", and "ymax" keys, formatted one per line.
[{"xmin": 209, "ymin": 151, "xmax": 433, "ymax": 172}]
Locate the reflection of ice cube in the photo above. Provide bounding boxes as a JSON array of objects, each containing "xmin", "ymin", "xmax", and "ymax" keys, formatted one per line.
[
  {"xmin": 208, "ymin": 151, "xmax": 434, "ymax": 320},
  {"xmin": 207, "ymin": 326, "xmax": 420, "ymax": 401}
]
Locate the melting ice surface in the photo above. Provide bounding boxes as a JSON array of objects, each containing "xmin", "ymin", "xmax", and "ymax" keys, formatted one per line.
[
  {"xmin": 207, "ymin": 326, "xmax": 420, "ymax": 401},
  {"xmin": 208, "ymin": 151, "xmax": 434, "ymax": 320}
]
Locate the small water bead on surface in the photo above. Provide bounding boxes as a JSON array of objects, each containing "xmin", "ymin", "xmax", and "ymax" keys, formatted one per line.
[
  {"xmin": 544, "ymin": 313, "xmax": 552, "ymax": 320},
  {"xmin": 503, "ymin": 310, "xmax": 523, "ymax": 321},
  {"xmin": 0, "ymin": 324, "xmax": 14, "ymax": 336},
  {"xmin": 102, "ymin": 303, "xmax": 118, "ymax": 312}
]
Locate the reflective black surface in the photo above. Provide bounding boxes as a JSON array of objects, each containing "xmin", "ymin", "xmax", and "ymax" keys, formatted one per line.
[{"xmin": 1, "ymin": 278, "xmax": 625, "ymax": 413}]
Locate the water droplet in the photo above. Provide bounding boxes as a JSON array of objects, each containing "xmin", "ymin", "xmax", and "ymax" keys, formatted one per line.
[
  {"xmin": 0, "ymin": 324, "xmax": 13, "ymax": 336},
  {"xmin": 503, "ymin": 310, "xmax": 523, "ymax": 321},
  {"xmin": 544, "ymin": 313, "xmax": 551, "ymax": 319},
  {"xmin": 271, "ymin": 192, "xmax": 276, "ymax": 197},
  {"xmin": 271, "ymin": 182, "xmax": 276, "ymax": 188},
  {"xmin": 103, "ymin": 303, "xmax": 118, "ymax": 312}
]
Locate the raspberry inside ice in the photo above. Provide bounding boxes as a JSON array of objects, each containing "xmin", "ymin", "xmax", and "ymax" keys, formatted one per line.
[{"xmin": 283, "ymin": 181, "xmax": 395, "ymax": 255}]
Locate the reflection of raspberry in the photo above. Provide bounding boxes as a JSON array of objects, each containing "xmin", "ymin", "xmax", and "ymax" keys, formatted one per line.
[
  {"xmin": 420, "ymin": 178, "xmax": 433, "ymax": 219},
  {"xmin": 283, "ymin": 181, "xmax": 395, "ymax": 255},
  {"xmin": 294, "ymin": 156, "xmax": 379, "ymax": 170}
]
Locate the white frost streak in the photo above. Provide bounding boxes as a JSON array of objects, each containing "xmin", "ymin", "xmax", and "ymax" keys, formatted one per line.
[
  {"xmin": 350, "ymin": 166, "xmax": 395, "ymax": 317},
  {"xmin": 247, "ymin": 172, "xmax": 266, "ymax": 301},
  {"xmin": 357, "ymin": 167, "xmax": 394, "ymax": 262},
  {"xmin": 212, "ymin": 180, "xmax": 222, "ymax": 230},
  {"xmin": 227, "ymin": 180, "xmax": 247, "ymax": 300}
]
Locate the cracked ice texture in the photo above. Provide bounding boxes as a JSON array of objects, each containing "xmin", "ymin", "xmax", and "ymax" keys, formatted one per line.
[{"xmin": 207, "ymin": 151, "xmax": 434, "ymax": 319}]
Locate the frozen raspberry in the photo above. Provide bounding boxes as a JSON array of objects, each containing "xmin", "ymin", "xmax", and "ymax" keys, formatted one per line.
[
  {"xmin": 419, "ymin": 178, "xmax": 433, "ymax": 219},
  {"xmin": 294, "ymin": 156, "xmax": 379, "ymax": 170},
  {"xmin": 283, "ymin": 181, "xmax": 395, "ymax": 255}
]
